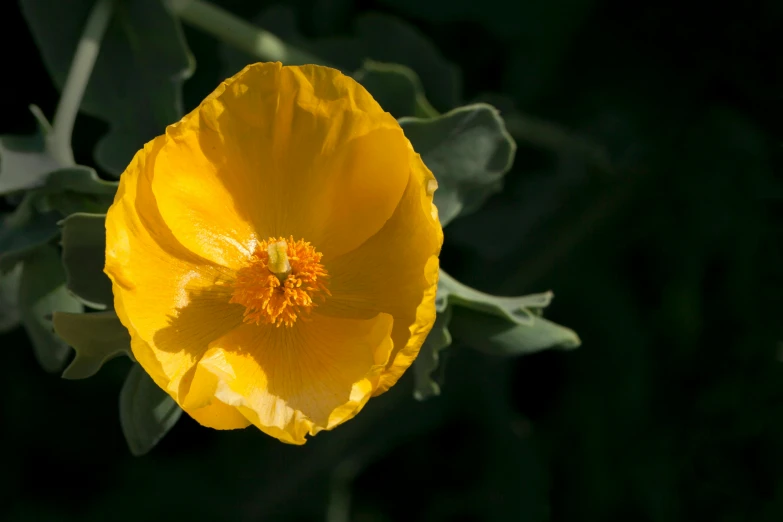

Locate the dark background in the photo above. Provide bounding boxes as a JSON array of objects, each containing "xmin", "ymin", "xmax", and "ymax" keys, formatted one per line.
[{"xmin": 2, "ymin": 0, "xmax": 782, "ymax": 521}]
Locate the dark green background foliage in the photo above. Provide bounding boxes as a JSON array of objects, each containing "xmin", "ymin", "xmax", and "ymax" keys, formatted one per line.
[{"xmin": 2, "ymin": 0, "xmax": 783, "ymax": 520}]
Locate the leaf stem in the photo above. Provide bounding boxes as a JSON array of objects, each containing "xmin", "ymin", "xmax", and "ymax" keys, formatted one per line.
[
  {"xmin": 51, "ymin": 0, "xmax": 115, "ymax": 166},
  {"xmin": 166, "ymin": 0, "xmax": 327, "ymax": 66}
]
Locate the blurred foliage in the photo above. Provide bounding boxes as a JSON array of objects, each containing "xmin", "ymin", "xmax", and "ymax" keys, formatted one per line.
[
  {"xmin": 1, "ymin": 0, "xmax": 782, "ymax": 522},
  {"xmin": 219, "ymin": 4, "xmax": 461, "ymax": 110},
  {"xmin": 20, "ymin": 0, "xmax": 193, "ymax": 175}
]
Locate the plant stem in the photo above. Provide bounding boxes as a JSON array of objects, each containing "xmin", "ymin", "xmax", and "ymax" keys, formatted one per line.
[
  {"xmin": 166, "ymin": 0, "xmax": 328, "ymax": 67},
  {"xmin": 51, "ymin": 0, "xmax": 115, "ymax": 166}
]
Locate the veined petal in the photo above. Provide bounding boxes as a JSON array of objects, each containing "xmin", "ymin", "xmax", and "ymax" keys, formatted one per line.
[
  {"xmin": 106, "ymin": 138, "xmax": 246, "ymax": 400},
  {"xmin": 188, "ymin": 399, "xmax": 252, "ymax": 430},
  {"xmin": 152, "ymin": 62, "xmax": 410, "ymax": 265},
  {"xmin": 320, "ymin": 149, "xmax": 443, "ymax": 394},
  {"xmin": 181, "ymin": 312, "xmax": 394, "ymax": 444},
  {"xmin": 150, "ymin": 130, "xmax": 258, "ymax": 271}
]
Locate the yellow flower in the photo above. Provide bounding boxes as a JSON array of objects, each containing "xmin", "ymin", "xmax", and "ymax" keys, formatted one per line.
[{"xmin": 104, "ymin": 62, "xmax": 443, "ymax": 444}]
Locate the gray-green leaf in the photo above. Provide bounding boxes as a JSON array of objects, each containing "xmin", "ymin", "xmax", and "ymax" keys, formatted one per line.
[
  {"xmin": 399, "ymin": 103, "xmax": 516, "ymax": 226},
  {"xmin": 53, "ymin": 311, "xmax": 131, "ymax": 379},
  {"xmin": 0, "ymin": 106, "xmax": 59, "ymax": 195},
  {"xmin": 353, "ymin": 60, "xmax": 438, "ymax": 119},
  {"xmin": 44, "ymin": 166, "xmax": 117, "ymax": 216},
  {"xmin": 437, "ymin": 269, "xmax": 580, "ymax": 352},
  {"xmin": 0, "ymin": 194, "xmax": 60, "ymax": 271},
  {"xmin": 120, "ymin": 363, "xmax": 182, "ymax": 456},
  {"xmin": 21, "ymin": 0, "xmax": 194, "ymax": 175},
  {"xmin": 449, "ymin": 307, "xmax": 581, "ymax": 356},
  {"xmin": 413, "ymin": 269, "xmax": 580, "ymax": 398},
  {"xmin": 60, "ymin": 213, "xmax": 112, "ymax": 309},
  {"xmin": 19, "ymin": 245, "xmax": 83, "ymax": 372},
  {"xmin": 437, "ymin": 270, "xmax": 552, "ymax": 325},
  {"xmin": 0, "ymin": 263, "xmax": 22, "ymax": 333}
]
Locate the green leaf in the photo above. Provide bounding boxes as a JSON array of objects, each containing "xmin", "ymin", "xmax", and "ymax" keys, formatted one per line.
[
  {"xmin": 0, "ymin": 105, "xmax": 59, "ymax": 195},
  {"xmin": 437, "ymin": 270, "xmax": 551, "ymax": 325},
  {"xmin": 335, "ymin": 12, "xmax": 461, "ymax": 111},
  {"xmin": 0, "ymin": 263, "xmax": 22, "ymax": 333},
  {"xmin": 437, "ymin": 270, "xmax": 580, "ymax": 352},
  {"xmin": 399, "ymin": 103, "xmax": 516, "ymax": 226},
  {"xmin": 44, "ymin": 166, "xmax": 117, "ymax": 195},
  {"xmin": 414, "ymin": 269, "xmax": 580, "ymax": 398},
  {"xmin": 19, "ymin": 245, "xmax": 83, "ymax": 372},
  {"xmin": 21, "ymin": 0, "xmax": 194, "ymax": 175},
  {"xmin": 0, "ymin": 194, "xmax": 61, "ymax": 270},
  {"xmin": 53, "ymin": 311, "xmax": 131, "ymax": 379},
  {"xmin": 413, "ymin": 306, "xmax": 452, "ymax": 400},
  {"xmin": 120, "ymin": 363, "xmax": 182, "ymax": 456},
  {"xmin": 353, "ymin": 60, "xmax": 438, "ymax": 119},
  {"xmin": 60, "ymin": 213, "xmax": 112, "ymax": 309},
  {"xmin": 220, "ymin": 8, "xmax": 460, "ymax": 111},
  {"xmin": 44, "ymin": 166, "xmax": 117, "ymax": 216},
  {"xmin": 449, "ymin": 307, "xmax": 581, "ymax": 356}
]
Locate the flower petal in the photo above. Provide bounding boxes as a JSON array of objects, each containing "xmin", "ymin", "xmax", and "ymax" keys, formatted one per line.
[
  {"xmin": 181, "ymin": 312, "xmax": 394, "ymax": 444},
  {"xmin": 149, "ymin": 127, "xmax": 258, "ymax": 271},
  {"xmin": 188, "ymin": 399, "xmax": 252, "ymax": 430},
  {"xmin": 318, "ymin": 149, "xmax": 443, "ymax": 394},
  {"xmin": 151, "ymin": 62, "xmax": 410, "ymax": 265},
  {"xmin": 106, "ymin": 138, "xmax": 246, "ymax": 400}
]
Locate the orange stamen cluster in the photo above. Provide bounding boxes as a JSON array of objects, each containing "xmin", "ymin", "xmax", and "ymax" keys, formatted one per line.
[{"xmin": 231, "ymin": 236, "xmax": 330, "ymax": 327}]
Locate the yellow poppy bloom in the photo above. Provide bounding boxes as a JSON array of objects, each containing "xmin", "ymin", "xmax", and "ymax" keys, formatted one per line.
[{"xmin": 104, "ymin": 62, "xmax": 443, "ymax": 444}]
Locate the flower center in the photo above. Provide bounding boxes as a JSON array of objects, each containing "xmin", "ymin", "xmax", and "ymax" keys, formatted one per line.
[{"xmin": 230, "ymin": 236, "xmax": 330, "ymax": 327}]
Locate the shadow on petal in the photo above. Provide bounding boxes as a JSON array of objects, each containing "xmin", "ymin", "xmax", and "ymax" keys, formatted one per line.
[
  {"xmin": 168, "ymin": 293, "xmax": 395, "ymax": 443},
  {"xmin": 151, "ymin": 282, "xmax": 245, "ymax": 402}
]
